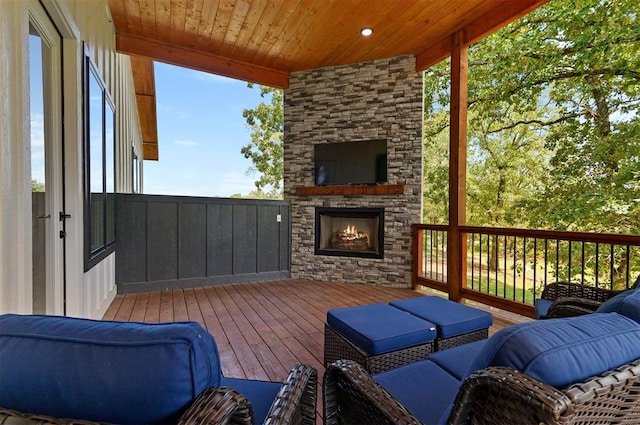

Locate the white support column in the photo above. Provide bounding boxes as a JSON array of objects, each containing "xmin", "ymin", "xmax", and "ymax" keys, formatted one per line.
[{"xmin": 0, "ymin": 0, "xmax": 32, "ymax": 314}]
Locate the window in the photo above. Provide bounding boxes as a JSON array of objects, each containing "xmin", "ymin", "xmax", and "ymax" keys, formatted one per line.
[{"xmin": 84, "ymin": 53, "xmax": 115, "ymax": 270}]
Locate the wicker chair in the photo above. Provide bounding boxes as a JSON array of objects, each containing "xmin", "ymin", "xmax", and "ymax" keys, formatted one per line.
[
  {"xmin": 324, "ymin": 358, "xmax": 640, "ymax": 425},
  {"xmin": 537, "ymin": 275, "xmax": 640, "ymax": 319},
  {"xmin": 0, "ymin": 314, "xmax": 317, "ymax": 425},
  {"xmin": 0, "ymin": 364, "xmax": 317, "ymax": 425},
  {"xmin": 537, "ymin": 281, "xmax": 619, "ymax": 318}
]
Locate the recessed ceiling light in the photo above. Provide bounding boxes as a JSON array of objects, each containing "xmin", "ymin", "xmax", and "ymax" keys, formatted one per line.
[{"xmin": 361, "ymin": 28, "xmax": 373, "ymax": 37}]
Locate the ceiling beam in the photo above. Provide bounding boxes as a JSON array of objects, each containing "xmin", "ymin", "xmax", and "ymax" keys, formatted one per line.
[
  {"xmin": 143, "ymin": 142, "xmax": 159, "ymax": 161},
  {"xmin": 116, "ymin": 32, "xmax": 290, "ymax": 89},
  {"xmin": 130, "ymin": 56, "xmax": 159, "ymax": 161},
  {"xmin": 416, "ymin": 0, "xmax": 551, "ymax": 71}
]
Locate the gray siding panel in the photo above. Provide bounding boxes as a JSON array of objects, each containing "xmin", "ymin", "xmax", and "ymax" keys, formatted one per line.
[
  {"xmin": 233, "ymin": 204, "xmax": 258, "ymax": 274},
  {"xmin": 279, "ymin": 206, "xmax": 291, "ymax": 271},
  {"xmin": 116, "ymin": 194, "xmax": 290, "ymax": 292},
  {"xmin": 207, "ymin": 203, "xmax": 233, "ymax": 276},
  {"xmin": 116, "ymin": 200, "xmax": 147, "ymax": 284},
  {"xmin": 147, "ymin": 202, "xmax": 178, "ymax": 281},
  {"xmin": 179, "ymin": 202, "xmax": 207, "ymax": 279},
  {"xmin": 257, "ymin": 205, "xmax": 280, "ymax": 272}
]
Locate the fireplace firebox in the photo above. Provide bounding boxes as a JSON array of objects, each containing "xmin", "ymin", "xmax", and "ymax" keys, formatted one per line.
[{"xmin": 315, "ymin": 207, "xmax": 384, "ymax": 259}]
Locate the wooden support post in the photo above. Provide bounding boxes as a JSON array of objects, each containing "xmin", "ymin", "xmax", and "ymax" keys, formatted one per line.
[{"xmin": 447, "ymin": 31, "xmax": 468, "ymax": 302}]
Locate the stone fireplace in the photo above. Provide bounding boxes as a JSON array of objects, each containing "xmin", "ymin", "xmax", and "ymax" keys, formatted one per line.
[
  {"xmin": 315, "ymin": 207, "xmax": 384, "ymax": 259},
  {"xmin": 284, "ymin": 55, "xmax": 423, "ymax": 287}
]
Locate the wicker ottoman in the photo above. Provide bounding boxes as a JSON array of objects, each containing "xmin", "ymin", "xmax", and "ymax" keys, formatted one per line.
[
  {"xmin": 324, "ymin": 303, "xmax": 436, "ymax": 374},
  {"xmin": 389, "ymin": 296, "xmax": 493, "ymax": 351}
]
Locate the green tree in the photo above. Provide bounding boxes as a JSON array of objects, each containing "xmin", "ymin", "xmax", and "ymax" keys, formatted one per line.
[
  {"xmin": 487, "ymin": 0, "xmax": 640, "ymax": 237},
  {"xmin": 422, "ymin": 0, "xmax": 640, "ymax": 282},
  {"xmin": 424, "ymin": 0, "xmax": 639, "ymax": 233},
  {"xmin": 422, "ymin": 61, "xmax": 451, "ymax": 224},
  {"xmin": 31, "ymin": 180, "xmax": 45, "ymax": 192},
  {"xmin": 230, "ymin": 189, "xmax": 281, "ymax": 200},
  {"xmin": 241, "ymin": 84, "xmax": 284, "ymax": 197}
]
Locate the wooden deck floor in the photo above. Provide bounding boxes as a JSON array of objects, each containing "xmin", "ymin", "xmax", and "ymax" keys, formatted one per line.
[{"xmin": 103, "ymin": 278, "xmax": 528, "ymax": 421}]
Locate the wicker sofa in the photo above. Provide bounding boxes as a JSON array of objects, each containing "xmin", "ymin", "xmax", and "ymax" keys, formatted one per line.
[
  {"xmin": 0, "ymin": 314, "xmax": 317, "ymax": 425},
  {"xmin": 324, "ymin": 288, "xmax": 640, "ymax": 424}
]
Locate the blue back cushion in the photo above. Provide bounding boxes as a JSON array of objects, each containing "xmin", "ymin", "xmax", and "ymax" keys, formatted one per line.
[
  {"xmin": 596, "ymin": 289, "xmax": 640, "ymax": 323},
  {"xmin": 0, "ymin": 314, "xmax": 221, "ymax": 424},
  {"xmin": 465, "ymin": 313, "xmax": 640, "ymax": 388},
  {"xmin": 534, "ymin": 298, "xmax": 554, "ymax": 319},
  {"xmin": 327, "ymin": 303, "xmax": 436, "ymax": 355}
]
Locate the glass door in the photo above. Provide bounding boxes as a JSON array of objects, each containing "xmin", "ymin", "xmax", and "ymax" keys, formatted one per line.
[{"xmin": 29, "ymin": 1, "xmax": 65, "ymax": 314}]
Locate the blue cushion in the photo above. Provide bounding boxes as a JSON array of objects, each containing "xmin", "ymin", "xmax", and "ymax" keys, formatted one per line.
[
  {"xmin": 597, "ymin": 289, "xmax": 640, "ymax": 323},
  {"xmin": 0, "ymin": 314, "xmax": 221, "ymax": 424},
  {"xmin": 427, "ymin": 339, "xmax": 487, "ymax": 380},
  {"xmin": 390, "ymin": 297, "xmax": 493, "ymax": 338},
  {"xmin": 464, "ymin": 313, "xmax": 640, "ymax": 387},
  {"xmin": 534, "ymin": 298, "xmax": 554, "ymax": 319},
  {"xmin": 327, "ymin": 303, "xmax": 436, "ymax": 355},
  {"xmin": 220, "ymin": 378, "xmax": 281, "ymax": 424},
  {"xmin": 374, "ymin": 359, "xmax": 461, "ymax": 425}
]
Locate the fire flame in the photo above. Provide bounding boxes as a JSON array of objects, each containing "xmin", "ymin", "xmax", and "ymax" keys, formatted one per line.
[{"xmin": 342, "ymin": 224, "xmax": 366, "ymax": 240}]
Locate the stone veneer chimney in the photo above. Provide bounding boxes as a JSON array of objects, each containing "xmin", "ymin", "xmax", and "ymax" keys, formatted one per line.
[{"xmin": 283, "ymin": 55, "xmax": 423, "ymax": 287}]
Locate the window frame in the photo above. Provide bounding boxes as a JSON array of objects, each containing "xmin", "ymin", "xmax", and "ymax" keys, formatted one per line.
[{"xmin": 83, "ymin": 50, "xmax": 116, "ymax": 271}]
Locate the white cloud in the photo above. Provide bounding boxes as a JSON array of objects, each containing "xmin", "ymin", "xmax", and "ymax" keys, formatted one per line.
[{"xmin": 174, "ymin": 140, "xmax": 200, "ymax": 146}]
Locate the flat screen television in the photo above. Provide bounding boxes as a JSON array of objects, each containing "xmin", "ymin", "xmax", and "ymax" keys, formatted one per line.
[{"xmin": 314, "ymin": 140, "xmax": 387, "ymax": 186}]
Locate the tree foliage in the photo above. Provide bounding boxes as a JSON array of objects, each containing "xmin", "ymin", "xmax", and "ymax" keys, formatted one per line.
[
  {"xmin": 423, "ymin": 0, "xmax": 639, "ymax": 284},
  {"xmin": 241, "ymin": 84, "xmax": 284, "ymax": 197},
  {"xmin": 423, "ymin": 0, "xmax": 640, "ymax": 234},
  {"xmin": 31, "ymin": 180, "xmax": 45, "ymax": 192}
]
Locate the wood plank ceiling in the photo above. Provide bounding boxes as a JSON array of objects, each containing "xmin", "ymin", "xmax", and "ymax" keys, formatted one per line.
[{"xmin": 107, "ymin": 0, "xmax": 549, "ymax": 160}]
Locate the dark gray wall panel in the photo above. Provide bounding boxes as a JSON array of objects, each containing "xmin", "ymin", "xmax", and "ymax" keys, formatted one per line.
[
  {"xmin": 207, "ymin": 203, "xmax": 233, "ymax": 276},
  {"xmin": 257, "ymin": 205, "xmax": 280, "ymax": 272},
  {"xmin": 279, "ymin": 206, "xmax": 291, "ymax": 271},
  {"xmin": 147, "ymin": 202, "xmax": 178, "ymax": 281},
  {"xmin": 179, "ymin": 202, "xmax": 207, "ymax": 278},
  {"xmin": 233, "ymin": 204, "xmax": 257, "ymax": 274},
  {"xmin": 116, "ymin": 194, "xmax": 290, "ymax": 293},
  {"xmin": 116, "ymin": 200, "xmax": 147, "ymax": 284}
]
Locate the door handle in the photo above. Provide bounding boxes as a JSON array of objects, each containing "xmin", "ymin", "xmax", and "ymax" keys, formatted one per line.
[
  {"xmin": 37, "ymin": 214, "xmax": 51, "ymax": 219},
  {"xmin": 59, "ymin": 212, "xmax": 71, "ymax": 221}
]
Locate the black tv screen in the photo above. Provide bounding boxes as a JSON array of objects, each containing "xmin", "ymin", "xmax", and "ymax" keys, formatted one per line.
[{"xmin": 314, "ymin": 140, "xmax": 387, "ymax": 186}]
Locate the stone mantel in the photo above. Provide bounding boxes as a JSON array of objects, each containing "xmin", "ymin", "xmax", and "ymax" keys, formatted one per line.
[{"xmin": 294, "ymin": 184, "xmax": 405, "ymax": 197}]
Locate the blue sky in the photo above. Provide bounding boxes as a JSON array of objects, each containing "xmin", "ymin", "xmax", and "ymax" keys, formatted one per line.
[{"xmin": 143, "ymin": 62, "xmax": 267, "ymax": 197}]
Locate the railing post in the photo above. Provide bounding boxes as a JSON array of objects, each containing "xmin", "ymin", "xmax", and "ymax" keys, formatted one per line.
[{"xmin": 447, "ymin": 31, "xmax": 468, "ymax": 302}]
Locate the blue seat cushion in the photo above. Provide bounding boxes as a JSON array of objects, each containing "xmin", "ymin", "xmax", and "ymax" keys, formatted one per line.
[
  {"xmin": 0, "ymin": 314, "xmax": 221, "ymax": 424},
  {"xmin": 534, "ymin": 298, "xmax": 554, "ymax": 319},
  {"xmin": 596, "ymin": 289, "xmax": 640, "ymax": 323},
  {"xmin": 427, "ymin": 339, "xmax": 487, "ymax": 380},
  {"xmin": 390, "ymin": 297, "xmax": 493, "ymax": 338},
  {"xmin": 374, "ymin": 359, "xmax": 461, "ymax": 425},
  {"xmin": 327, "ymin": 303, "xmax": 436, "ymax": 355},
  {"xmin": 465, "ymin": 313, "xmax": 640, "ymax": 387},
  {"xmin": 220, "ymin": 378, "xmax": 281, "ymax": 424}
]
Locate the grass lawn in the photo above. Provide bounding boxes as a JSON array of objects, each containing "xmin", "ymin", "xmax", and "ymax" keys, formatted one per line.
[{"xmin": 466, "ymin": 275, "xmax": 536, "ymax": 305}]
